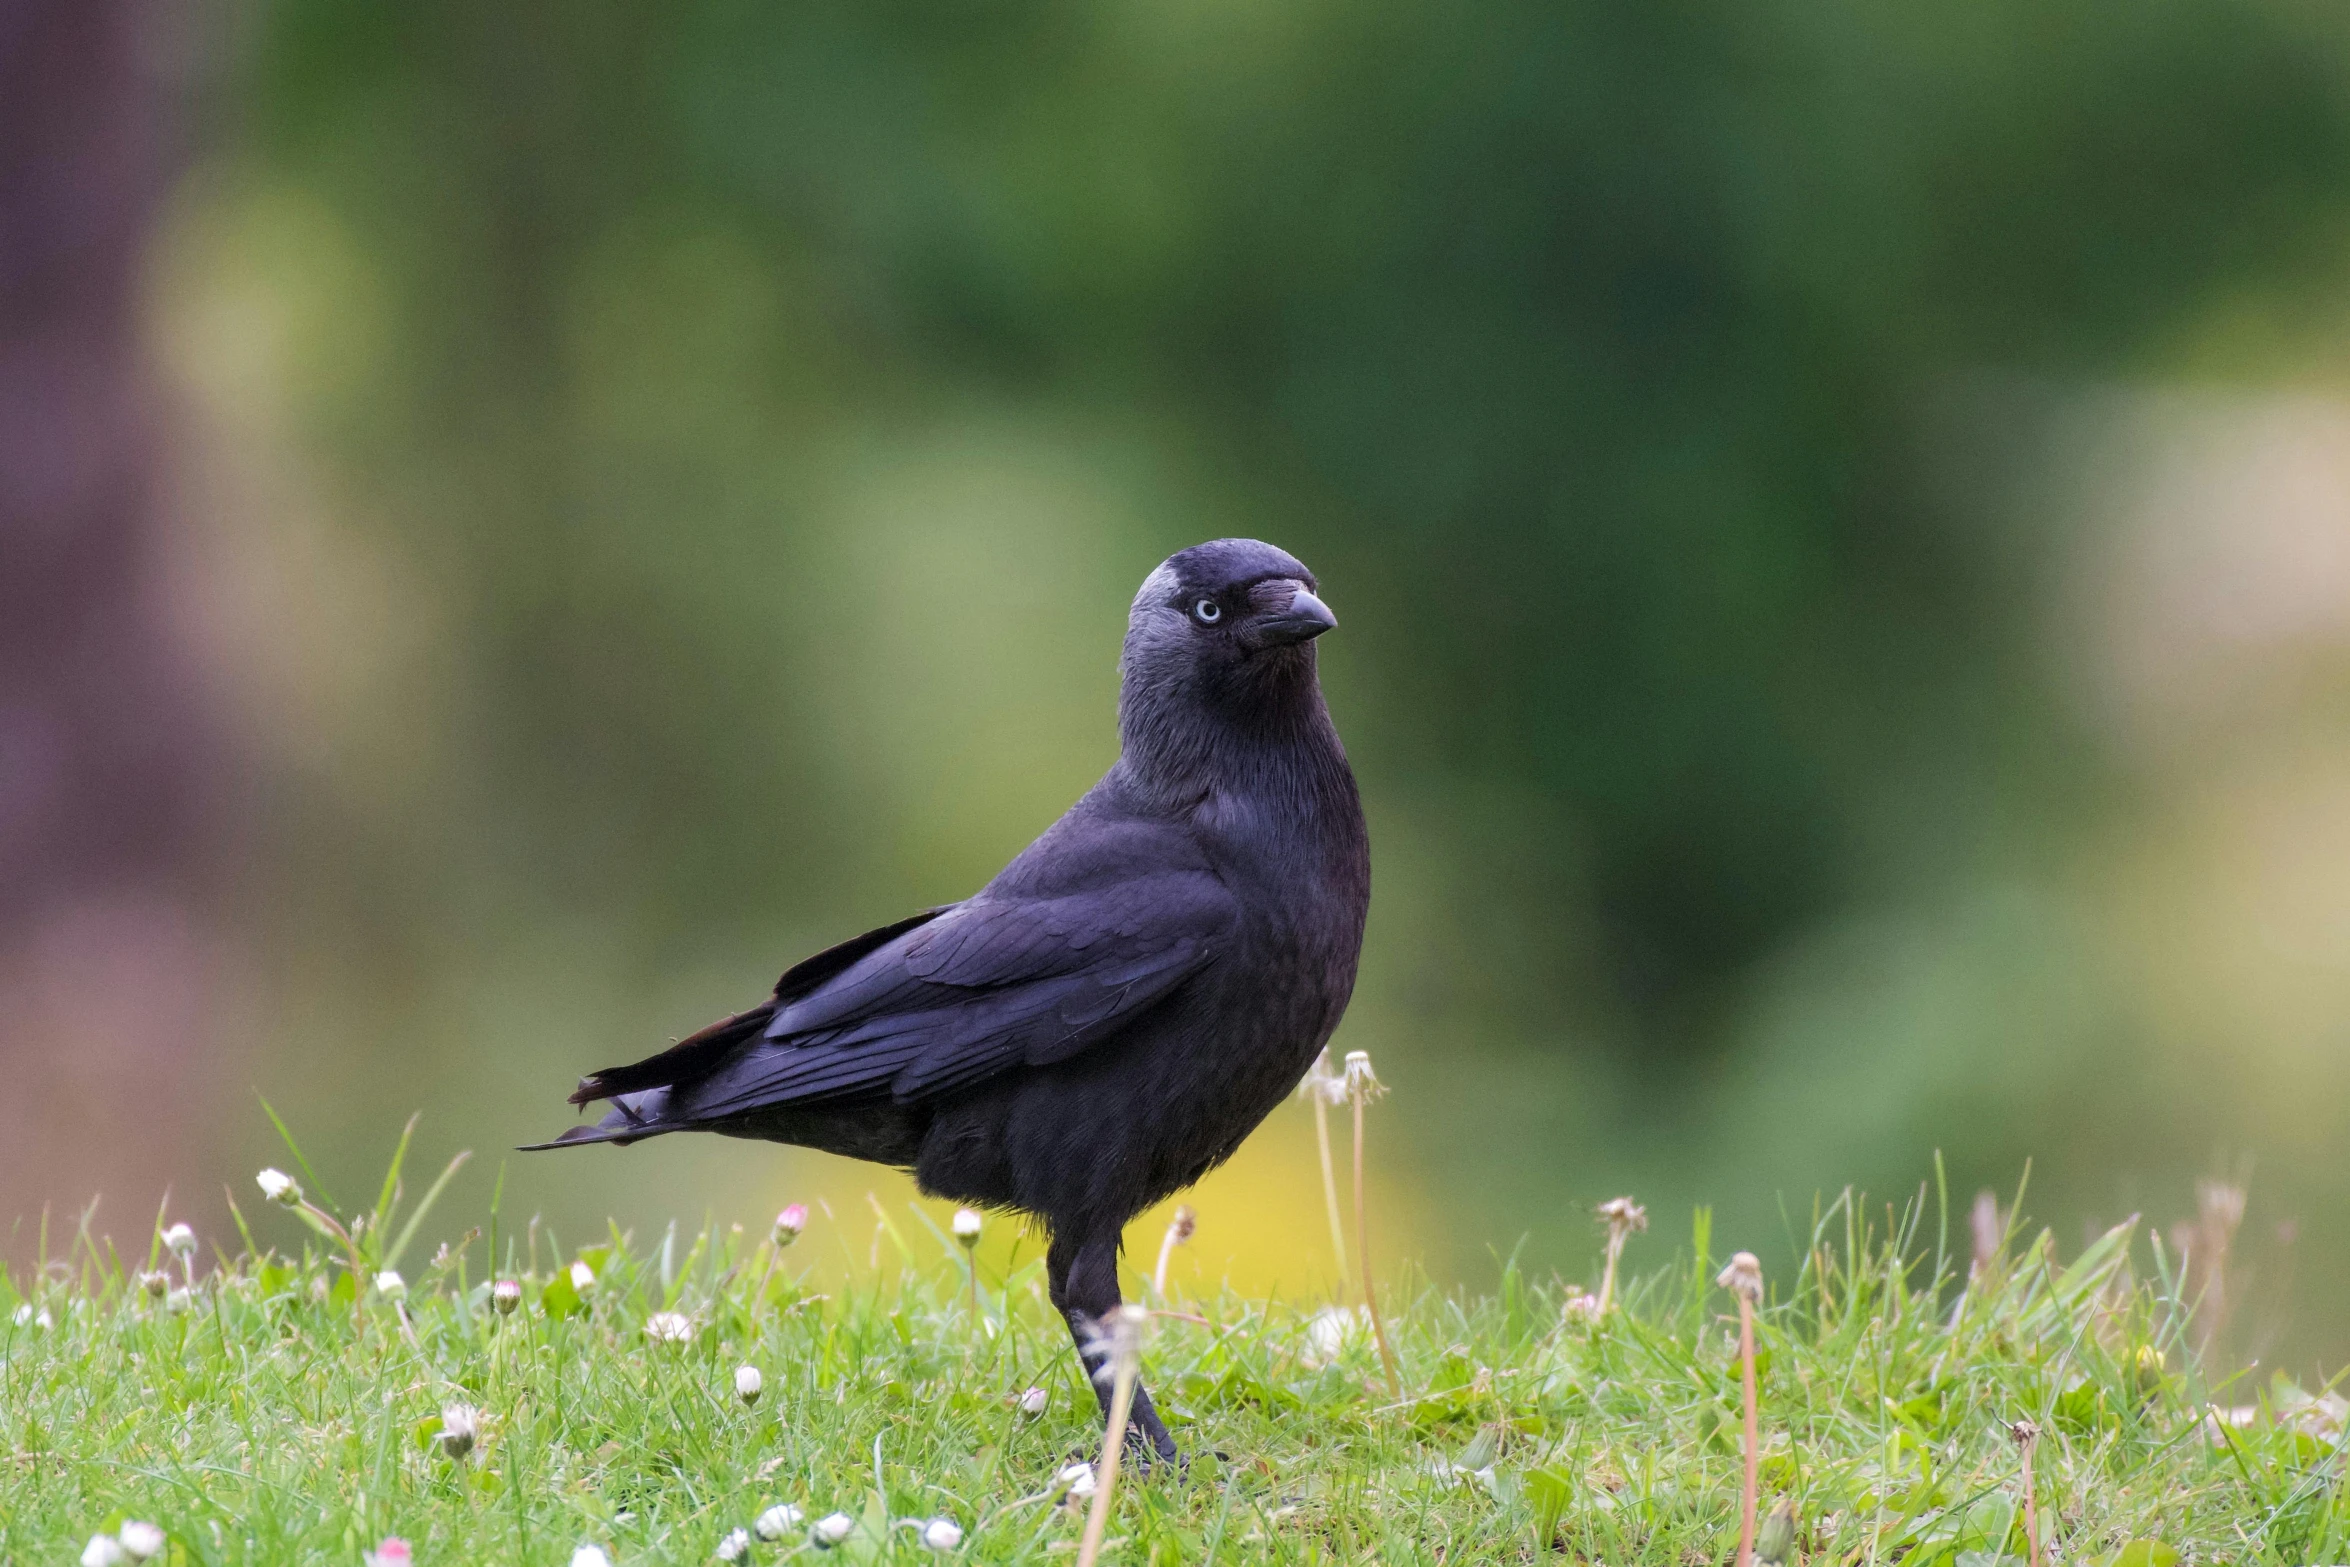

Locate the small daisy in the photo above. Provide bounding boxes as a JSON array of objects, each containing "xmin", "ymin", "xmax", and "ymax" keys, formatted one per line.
[
  {"xmin": 920, "ymin": 1518, "xmax": 963, "ymax": 1551},
  {"xmin": 257, "ymin": 1168, "xmax": 302, "ymax": 1206},
  {"xmin": 754, "ymin": 1504, "xmax": 803, "ymax": 1541},
  {"xmin": 735, "ymin": 1364, "xmax": 763, "ymax": 1405},
  {"xmin": 644, "ymin": 1310, "xmax": 694, "ymax": 1344},
  {"xmin": 438, "ymin": 1402, "xmax": 480, "ymax": 1460}
]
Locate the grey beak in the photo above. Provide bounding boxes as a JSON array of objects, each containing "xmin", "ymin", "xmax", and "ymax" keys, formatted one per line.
[{"xmin": 1258, "ymin": 586, "xmax": 1338, "ymax": 646}]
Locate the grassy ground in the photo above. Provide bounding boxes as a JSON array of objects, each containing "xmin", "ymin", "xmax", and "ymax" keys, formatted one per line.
[{"xmin": 3, "ymin": 1155, "xmax": 2342, "ymax": 1566}]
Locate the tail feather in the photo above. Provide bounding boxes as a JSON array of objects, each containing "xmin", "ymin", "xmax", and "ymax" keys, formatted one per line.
[
  {"xmin": 566, "ymin": 1003, "xmax": 775, "ymax": 1107},
  {"xmin": 519, "ymin": 1087, "xmax": 680, "ymax": 1152}
]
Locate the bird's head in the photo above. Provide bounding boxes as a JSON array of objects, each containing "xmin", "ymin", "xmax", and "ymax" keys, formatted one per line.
[{"xmin": 1119, "ymin": 539, "xmax": 1338, "ymax": 763}]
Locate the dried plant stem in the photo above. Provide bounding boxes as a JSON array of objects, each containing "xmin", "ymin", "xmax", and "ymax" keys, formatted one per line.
[
  {"xmin": 2013, "ymin": 1421, "xmax": 2044, "ymax": 1567},
  {"xmin": 1075, "ymin": 1330, "xmax": 1139, "ymax": 1567},
  {"xmin": 1314, "ymin": 1092, "xmax": 1350, "ymax": 1292},
  {"xmin": 1598, "ymin": 1229, "xmax": 1627, "ymax": 1315},
  {"xmin": 1736, "ymin": 1290, "xmax": 1759, "ymax": 1567},
  {"xmin": 1151, "ymin": 1229, "xmax": 1180, "ymax": 1298},
  {"xmin": 1353, "ymin": 1093, "xmax": 1401, "ymax": 1398}
]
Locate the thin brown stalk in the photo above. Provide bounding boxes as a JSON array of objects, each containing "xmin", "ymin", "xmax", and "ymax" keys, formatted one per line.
[
  {"xmin": 1150, "ymin": 1206, "xmax": 1194, "ymax": 1298},
  {"xmin": 1736, "ymin": 1289, "xmax": 1759, "ymax": 1567},
  {"xmin": 1314, "ymin": 1089, "xmax": 1349, "ymax": 1290},
  {"xmin": 1075, "ymin": 1312, "xmax": 1141, "ymax": 1567},
  {"xmin": 1353, "ymin": 1091, "xmax": 1401, "ymax": 1398},
  {"xmin": 2011, "ymin": 1419, "xmax": 2043, "ymax": 1567}
]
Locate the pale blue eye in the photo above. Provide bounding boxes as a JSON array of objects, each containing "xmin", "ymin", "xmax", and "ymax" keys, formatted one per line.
[{"xmin": 1193, "ymin": 598, "xmax": 1222, "ymax": 623}]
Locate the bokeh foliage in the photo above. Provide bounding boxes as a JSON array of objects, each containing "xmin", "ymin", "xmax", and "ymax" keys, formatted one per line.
[{"xmin": 147, "ymin": 0, "xmax": 2350, "ymax": 1362}]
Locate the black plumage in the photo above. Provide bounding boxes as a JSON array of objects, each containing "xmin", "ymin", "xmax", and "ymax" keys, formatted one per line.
[{"xmin": 527, "ymin": 538, "xmax": 1371, "ymax": 1461}]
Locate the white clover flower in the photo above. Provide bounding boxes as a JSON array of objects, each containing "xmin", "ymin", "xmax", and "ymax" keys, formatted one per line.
[
  {"xmin": 1016, "ymin": 1385, "xmax": 1048, "ymax": 1417},
  {"xmin": 492, "ymin": 1278, "xmax": 522, "ymax": 1315},
  {"xmin": 773, "ymin": 1204, "xmax": 807, "ymax": 1246},
  {"xmin": 569, "ymin": 1259, "xmax": 597, "ymax": 1294},
  {"xmin": 257, "ymin": 1168, "xmax": 302, "ymax": 1206},
  {"xmin": 951, "ymin": 1208, "xmax": 983, "ymax": 1248},
  {"xmin": 81, "ymin": 1536, "xmax": 127, "ymax": 1567},
  {"xmin": 438, "ymin": 1402, "xmax": 480, "ymax": 1460},
  {"xmin": 644, "ymin": 1310, "xmax": 694, "ymax": 1344},
  {"xmin": 1056, "ymin": 1461, "xmax": 1097, "ymax": 1499},
  {"xmin": 163, "ymin": 1223, "xmax": 197, "ymax": 1259},
  {"xmin": 920, "ymin": 1518, "xmax": 963, "ymax": 1551},
  {"xmin": 714, "ymin": 1528, "xmax": 751, "ymax": 1562},
  {"xmin": 374, "ymin": 1271, "xmax": 406, "ymax": 1301},
  {"xmin": 735, "ymin": 1364, "xmax": 763, "ymax": 1406},
  {"xmin": 754, "ymin": 1504, "xmax": 803, "ymax": 1541},
  {"xmin": 812, "ymin": 1512, "xmax": 854, "ymax": 1546},
  {"xmin": 570, "ymin": 1547, "xmax": 613, "ymax": 1567},
  {"xmin": 118, "ymin": 1522, "xmax": 165, "ymax": 1561}
]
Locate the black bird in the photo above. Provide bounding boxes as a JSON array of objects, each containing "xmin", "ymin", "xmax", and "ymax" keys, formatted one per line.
[{"xmin": 528, "ymin": 538, "xmax": 1371, "ymax": 1463}]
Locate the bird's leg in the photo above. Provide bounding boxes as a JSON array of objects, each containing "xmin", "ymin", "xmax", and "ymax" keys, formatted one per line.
[{"xmin": 1048, "ymin": 1229, "xmax": 1179, "ymax": 1468}]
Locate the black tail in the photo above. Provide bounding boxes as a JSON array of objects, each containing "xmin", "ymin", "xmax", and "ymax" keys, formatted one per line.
[
  {"xmin": 521, "ymin": 1005, "xmax": 773, "ymax": 1153},
  {"xmin": 565, "ymin": 1002, "xmax": 776, "ymax": 1107}
]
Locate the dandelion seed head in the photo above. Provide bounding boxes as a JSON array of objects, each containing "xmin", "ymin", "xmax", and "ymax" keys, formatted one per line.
[
  {"xmin": 1341, "ymin": 1049, "xmax": 1384, "ymax": 1100},
  {"xmin": 1716, "ymin": 1251, "xmax": 1763, "ymax": 1303},
  {"xmin": 1596, "ymin": 1197, "xmax": 1648, "ymax": 1237},
  {"xmin": 1168, "ymin": 1205, "xmax": 1196, "ymax": 1245}
]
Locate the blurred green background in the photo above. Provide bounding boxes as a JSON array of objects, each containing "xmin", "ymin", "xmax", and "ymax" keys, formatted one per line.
[{"xmin": 11, "ymin": 0, "xmax": 2350, "ymax": 1368}]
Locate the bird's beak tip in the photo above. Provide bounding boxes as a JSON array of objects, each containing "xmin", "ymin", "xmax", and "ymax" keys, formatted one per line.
[{"xmin": 1260, "ymin": 585, "xmax": 1336, "ymax": 645}]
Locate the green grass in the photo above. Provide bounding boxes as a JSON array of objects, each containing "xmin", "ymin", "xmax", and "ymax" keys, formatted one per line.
[{"xmin": 3, "ymin": 1161, "xmax": 2344, "ymax": 1566}]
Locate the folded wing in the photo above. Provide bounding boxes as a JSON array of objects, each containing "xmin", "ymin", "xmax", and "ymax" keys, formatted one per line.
[{"xmin": 555, "ymin": 862, "xmax": 1235, "ymax": 1139}]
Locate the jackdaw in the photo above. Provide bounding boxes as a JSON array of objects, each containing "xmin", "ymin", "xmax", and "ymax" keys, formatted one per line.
[{"xmin": 527, "ymin": 538, "xmax": 1371, "ymax": 1463}]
